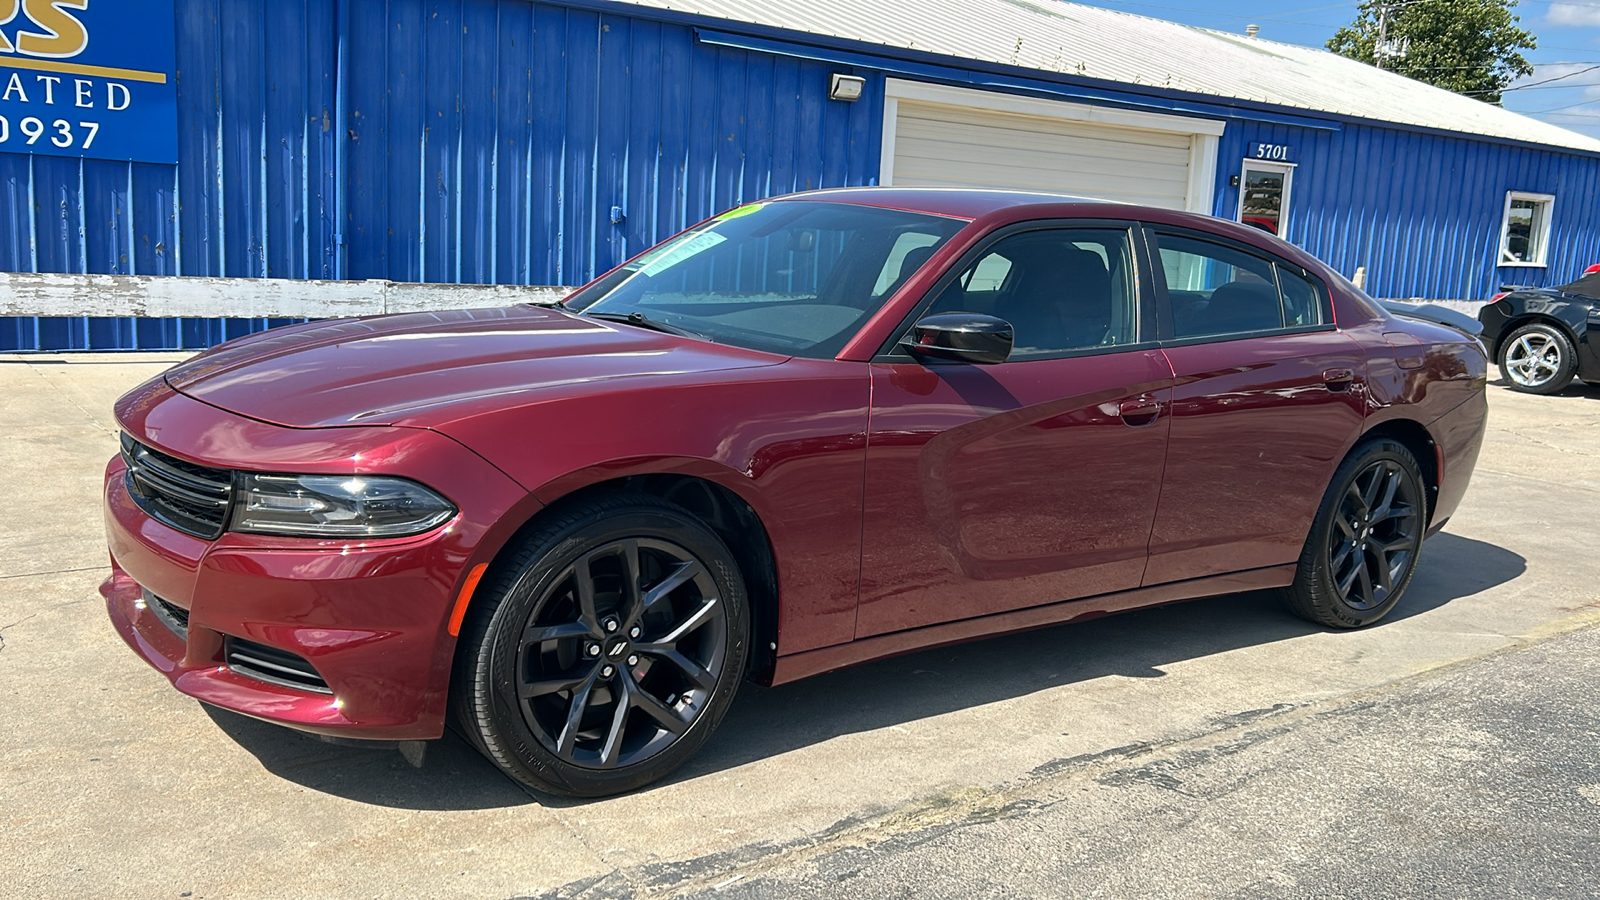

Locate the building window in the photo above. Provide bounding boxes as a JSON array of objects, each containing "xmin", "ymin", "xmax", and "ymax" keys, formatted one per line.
[
  {"xmin": 1237, "ymin": 161, "xmax": 1294, "ymax": 239},
  {"xmin": 1499, "ymin": 192, "xmax": 1555, "ymax": 267}
]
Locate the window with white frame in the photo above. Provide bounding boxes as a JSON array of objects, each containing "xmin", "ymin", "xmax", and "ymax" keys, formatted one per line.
[{"xmin": 1499, "ymin": 192, "xmax": 1555, "ymax": 267}]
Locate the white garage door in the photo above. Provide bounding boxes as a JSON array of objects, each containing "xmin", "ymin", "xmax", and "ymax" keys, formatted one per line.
[{"xmin": 882, "ymin": 81, "xmax": 1223, "ymax": 213}]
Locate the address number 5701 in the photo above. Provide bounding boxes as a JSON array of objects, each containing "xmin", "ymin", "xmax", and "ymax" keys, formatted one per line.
[{"xmin": 0, "ymin": 116, "xmax": 101, "ymax": 150}]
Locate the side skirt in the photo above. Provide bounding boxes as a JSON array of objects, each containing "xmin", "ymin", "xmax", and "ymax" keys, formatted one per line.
[{"xmin": 770, "ymin": 564, "xmax": 1298, "ymax": 685}]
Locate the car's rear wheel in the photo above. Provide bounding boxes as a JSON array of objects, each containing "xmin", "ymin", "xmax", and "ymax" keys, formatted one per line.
[
  {"xmin": 1282, "ymin": 439, "xmax": 1426, "ymax": 629},
  {"xmin": 453, "ymin": 493, "xmax": 748, "ymax": 797},
  {"xmin": 1499, "ymin": 322, "xmax": 1577, "ymax": 394}
]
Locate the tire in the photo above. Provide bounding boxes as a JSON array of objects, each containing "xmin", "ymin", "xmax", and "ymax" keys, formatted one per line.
[
  {"xmin": 1498, "ymin": 322, "xmax": 1577, "ymax": 395},
  {"xmin": 1281, "ymin": 439, "xmax": 1427, "ymax": 629},
  {"xmin": 452, "ymin": 492, "xmax": 749, "ymax": 797}
]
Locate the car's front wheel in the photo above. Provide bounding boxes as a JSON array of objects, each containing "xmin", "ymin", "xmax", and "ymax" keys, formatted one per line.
[
  {"xmin": 1282, "ymin": 439, "xmax": 1427, "ymax": 628},
  {"xmin": 453, "ymin": 493, "xmax": 749, "ymax": 797},
  {"xmin": 1499, "ymin": 322, "xmax": 1577, "ymax": 394}
]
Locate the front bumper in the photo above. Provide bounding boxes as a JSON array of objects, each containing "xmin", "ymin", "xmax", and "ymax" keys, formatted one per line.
[{"xmin": 104, "ymin": 385, "xmax": 530, "ymax": 741}]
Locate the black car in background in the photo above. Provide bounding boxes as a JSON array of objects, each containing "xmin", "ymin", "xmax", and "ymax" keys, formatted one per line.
[{"xmin": 1478, "ymin": 271, "xmax": 1600, "ymax": 394}]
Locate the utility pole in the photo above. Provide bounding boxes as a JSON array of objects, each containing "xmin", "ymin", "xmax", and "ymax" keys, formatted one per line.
[{"xmin": 1376, "ymin": 1, "xmax": 1390, "ymax": 70}]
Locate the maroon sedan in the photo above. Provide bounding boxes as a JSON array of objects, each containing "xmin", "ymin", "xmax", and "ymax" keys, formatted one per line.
[{"xmin": 104, "ymin": 189, "xmax": 1487, "ymax": 796}]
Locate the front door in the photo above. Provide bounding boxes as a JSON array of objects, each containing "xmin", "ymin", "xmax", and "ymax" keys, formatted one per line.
[{"xmin": 855, "ymin": 224, "xmax": 1174, "ymax": 637}]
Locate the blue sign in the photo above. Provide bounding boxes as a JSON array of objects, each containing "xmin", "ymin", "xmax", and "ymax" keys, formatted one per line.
[{"xmin": 0, "ymin": 1, "xmax": 177, "ymax": 164}]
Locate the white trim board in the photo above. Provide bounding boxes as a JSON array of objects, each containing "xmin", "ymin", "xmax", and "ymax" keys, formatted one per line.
[{"xmin": 0, "ymin": 273, "xmax": 573, "ymax": 319}]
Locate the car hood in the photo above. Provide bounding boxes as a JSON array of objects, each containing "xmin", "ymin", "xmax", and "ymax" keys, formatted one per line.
[{"xmin": 164, "ymin": 306, "xmax": 786, "ymax": 428}]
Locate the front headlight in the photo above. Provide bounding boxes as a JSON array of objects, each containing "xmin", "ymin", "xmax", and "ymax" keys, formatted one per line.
[{"xmin": 231, "ymin": 474, "xmax": 457, "ymax": 538}]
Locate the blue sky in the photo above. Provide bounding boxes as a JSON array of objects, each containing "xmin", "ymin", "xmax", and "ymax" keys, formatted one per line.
[{"xmin": 1067, "ymin": 0, "xmax": 1600, "ymax": 140}]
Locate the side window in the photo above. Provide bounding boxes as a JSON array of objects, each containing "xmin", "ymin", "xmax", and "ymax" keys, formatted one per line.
[
  {"xmin": 1277, "ymin": 265, "xmax": 1328, "ymax": 327},
  {"xmin": 924, "ymin": 227, "xmax": 1139, "ymax": 359},
  {"xmin": 1156, "ymin": 233, "xmax": 1286, "ymax": 339}
]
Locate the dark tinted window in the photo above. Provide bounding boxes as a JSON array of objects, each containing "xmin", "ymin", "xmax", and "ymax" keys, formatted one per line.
[
  {"xmin": 1155, "ymin": 233, "xmax": 1329, "ymax": 339},
  {"xmin": 923, "ymin": 228, "xmax": 1138, "ymax": 359}
]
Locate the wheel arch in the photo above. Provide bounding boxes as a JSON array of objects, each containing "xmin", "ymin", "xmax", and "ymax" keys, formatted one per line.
[
  {"xmin": 469, "ymin": 461, "xmax": 783, "ymax": 686},
  {"xmin": 1489, "ymin": 313, "xmax": 1583, "ymax": 362}
]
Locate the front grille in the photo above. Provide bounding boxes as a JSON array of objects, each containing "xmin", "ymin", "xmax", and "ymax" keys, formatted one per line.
[
  {"xmin": 121, "ymin": 433, "xmax": 234, "ymax": 539},
  {"xmin": 144, "ymin": 590, "xmax": 190, "ymax": 639},
  {"xmin": 224, "ymin": 637, "xmax": 333, "ymax": 694}
]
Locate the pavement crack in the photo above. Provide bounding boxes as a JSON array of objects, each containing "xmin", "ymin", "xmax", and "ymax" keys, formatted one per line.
[
  {"xmin": 20, "ymin": 358, "xmax": 118, "ymax": 436},
  {"xmin": 0, "ymin": 613, "xmax": 38, "ymax": 654},
  {"xmin": 0, "ymin": 566, "xmax": 105, "ymax": 581},
  {"xmin": 1499, "ymin": 428, "xmax": 1600, "ymax": 460}
]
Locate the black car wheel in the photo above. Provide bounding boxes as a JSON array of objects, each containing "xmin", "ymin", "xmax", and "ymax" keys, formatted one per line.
[
  {"xmin": 1498, "ymin": 322, "xmax": 1577, "ymax": 394},
  {"xmin": 453, "ymin": 492, "xmax": 748, "ymax": 797},
  {"xmin": 1282, "ymin": 438, "xmax": 1426, "ymax": 629}
]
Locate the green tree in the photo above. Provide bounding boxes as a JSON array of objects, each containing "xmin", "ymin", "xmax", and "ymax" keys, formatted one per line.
[{"xmin": 1327, "ymin": 0, "xmax": 1537, "ymax": 104}]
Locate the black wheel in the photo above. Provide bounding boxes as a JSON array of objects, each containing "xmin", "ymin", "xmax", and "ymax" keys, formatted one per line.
[
  {"xmin": 453, "ymin": 492, "xmax": 748, "ymax": 797},
  {"xmin": 1282, "ymin": 439, "xmax": 1427, "ymax": 629},
  {"xmin": 1498, "ymin": 322, "xmax": 1576, "ymax": 394}
]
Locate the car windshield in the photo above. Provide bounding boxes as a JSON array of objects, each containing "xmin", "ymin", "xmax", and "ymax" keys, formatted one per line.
[{"xmin": 563, "ymin": 200, "xmax": 968, "ymax": 358}]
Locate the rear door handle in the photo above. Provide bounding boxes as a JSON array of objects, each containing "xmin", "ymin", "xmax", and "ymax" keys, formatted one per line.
[
  {"xmin": 1323, "ymin": 368, "xmax": 1356, "ymax": 391},
  {"xmin": 1118, "ymin": 396, "xmax": 1162, "ymax": 425}
]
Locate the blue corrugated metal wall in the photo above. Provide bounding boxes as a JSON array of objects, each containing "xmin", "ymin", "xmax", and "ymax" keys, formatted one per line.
[
  {"xmin": 0, "ymin": 0, "xmax": 883, "ymax": 350},
  {"xmin": 2, "ymin": 0, "xmax": 1598, "ymax": 350},
  {"xmin": 1216, "ymin": 120, "xmax": 1600, "ymax": 300}
]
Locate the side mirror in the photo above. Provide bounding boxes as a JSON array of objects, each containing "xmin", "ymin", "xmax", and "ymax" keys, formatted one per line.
[{"xmin": 899, "ymin": 313, "xmax": 1014, "ymax": 365}]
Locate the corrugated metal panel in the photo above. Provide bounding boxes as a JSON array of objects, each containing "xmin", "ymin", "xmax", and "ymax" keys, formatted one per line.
[
  {"xmin": 614, "ymin": 0, "xmax": 1600, "ymax": 155},
  {"xmin": 1215, "ymin": 120, "xmax": 1600, "ymax": 300},
  {"xmin": 1, "ymin": 0, "xmax": 881, "ymax": 350},
  {"xmin": 3, "ymin": 0, "xmax": 1600, "ymax": 350}
]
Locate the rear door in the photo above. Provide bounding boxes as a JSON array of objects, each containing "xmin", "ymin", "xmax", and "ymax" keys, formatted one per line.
[
  {"xmin": 1143, "ymin": 227, "xmax": 1367, "ymax": 585},
  {"xmin": 855, "ymin": 222, "xmax": 1175, "ymax": 637}
]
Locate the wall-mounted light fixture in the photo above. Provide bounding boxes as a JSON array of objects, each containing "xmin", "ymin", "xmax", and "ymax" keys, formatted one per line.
[{"xmin": 829, "ymin": 73, "xmax": 865, "ymax": 102}]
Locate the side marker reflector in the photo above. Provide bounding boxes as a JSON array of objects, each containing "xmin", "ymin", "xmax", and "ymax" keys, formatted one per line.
[{"xmin": 448, "ymin": 563, "xmax": 489, "ymax": 637}]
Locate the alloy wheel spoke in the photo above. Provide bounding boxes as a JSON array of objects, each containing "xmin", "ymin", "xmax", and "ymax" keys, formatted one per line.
[
  {"xmin": 1360, "ymin": 463, "xmax": 1387, "ymax": 509},
  {"xmin": 1376, "ymin": 533, "xmax": 1414, "ymax": 554},
  {"xmin": 1370, "ymin": 468, "xmax": 1401, "ymax": 521},
  {"xmin": 1344, "ymin": 481, "xmax": 1369, "ymax": 519},
  {"xmin": 1332, "ymin": 540, "xmax": 1356, "ymax": 571},
  {"xmin": 619, "ymin": 540, "xmax": 644, "ymax": 616},
  {"xmin": 637, "ymin": 645, "xmax": 717, "ymax": 692},
  {"xmin": 1368, "ymin": 543, "xmax": 1393, "ymax": 592},
  {"xmin": 521, "ymin": 668, "xmax": 593, "ymax": 699},
  {"xmin": 522, "ymin": 620, "xmax": 593, "ymax": 648},
  {"xmin": 660, "ymin": 598, "xmax": 720, "ymax": 645},
  {"xmin": 555, "ymin": 672, "xmax": 600, "ymax": 756},
  {"xmin": 1355, "ymin": 559, "xmax": 1376, "ymax": 607},
  {"xmin": 597, "ymin": 678, "xmax": 632, "ymax": 768},
  {"xmin": 572, "ymin": 561, "xmax": 601, "ymax": 631},
  {"xmin": 632, "ymin": 686, "xmax": 690, "ymax": 736},
  {"xmin": 1336, "ymin": 557, "xmax": 1362, "ymax": 598},
  {"xmin": 1334, "ymin": 516, "xmax": 1357, "ymax": 540},
  {"xmin": 642, "ymin": 560, "xmax": 705, "ymax": 615}
]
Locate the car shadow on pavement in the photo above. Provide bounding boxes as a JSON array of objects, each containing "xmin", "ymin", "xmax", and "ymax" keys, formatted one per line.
[
  {"xmin": 201, "ymin": 706, "xmax": 531, "ymax": 810},
  {"xmin": 683, "ymin": 532, "xmax": 1525, "ymax": 782},
  {"xmin": 1489, "ymin": 377, "xmax": 1600, "ymax": 399},
  {"xmin": 202, "ymin": 532, "xmax": 1522, "ymax": 809}
]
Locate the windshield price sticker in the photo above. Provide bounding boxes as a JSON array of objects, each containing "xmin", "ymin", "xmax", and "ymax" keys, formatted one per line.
[
  {"xmin": 0, "ymin": 1, "xmax": 178, "ymax": 163},
  {"xmin": 637, "ymin": 231, "xmax": 728, "ymax": 277}
]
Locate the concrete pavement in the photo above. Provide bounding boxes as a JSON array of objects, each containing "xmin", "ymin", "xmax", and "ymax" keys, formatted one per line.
[{"xmin": 1, "ymin": 352, "xmax": 1597, "ymax": 899}]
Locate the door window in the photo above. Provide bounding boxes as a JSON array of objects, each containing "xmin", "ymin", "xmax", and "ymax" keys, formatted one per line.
[
  {"xmin": 1155, "ymin": 232, "xmax": 1328, "ymax": 338},
  {"xmin": 922, "ymin": 228, "xmax": 1139, "ymax": 358},
  {"xmin": 1237, "ymin": 162, "xmax": 1293, "ymax": 238}
]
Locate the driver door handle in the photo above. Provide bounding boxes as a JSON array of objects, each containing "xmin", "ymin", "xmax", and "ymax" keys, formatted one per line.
[
  {"xmin": 1323, "ymin": 368, "xmax": 1356, "ymax": 391},
  {"xmin": 1118, "ymin": 396, "xmax": 1162, "ymax": 426}
]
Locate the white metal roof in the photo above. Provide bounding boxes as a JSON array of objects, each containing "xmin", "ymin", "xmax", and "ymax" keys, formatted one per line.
[{"xmin": 624, "ymin": 0, "xmax": 1600, "ymax": 155}]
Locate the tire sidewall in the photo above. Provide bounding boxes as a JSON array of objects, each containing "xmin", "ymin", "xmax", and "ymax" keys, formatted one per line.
[
  {"xmin": 1303, "ymin": 440, "xmax": 1427, "ymax": 628},
  {"xmin": 468, "ymin": 502, "xmax": 749, "ymax": 797}
]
